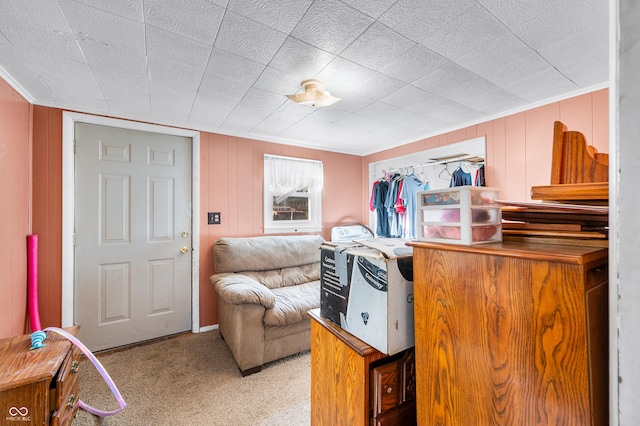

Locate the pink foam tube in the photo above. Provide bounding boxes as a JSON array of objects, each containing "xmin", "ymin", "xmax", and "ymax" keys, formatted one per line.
[{"xmin": 27, "ymin": 234, "xmax": 41, "ymax": 332}]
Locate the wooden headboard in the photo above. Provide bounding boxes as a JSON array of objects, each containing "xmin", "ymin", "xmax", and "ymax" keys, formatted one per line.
[{"xmin": 550, "ymin": 120, "xmax": 608, "ymax": 184}]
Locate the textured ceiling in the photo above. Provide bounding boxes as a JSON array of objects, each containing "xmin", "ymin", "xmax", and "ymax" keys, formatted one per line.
[{"xmin": 0, "ymin": 0, "xmax": 608, "ymax": 155}]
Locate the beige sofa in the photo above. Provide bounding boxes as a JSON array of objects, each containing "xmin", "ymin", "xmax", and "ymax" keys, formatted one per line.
[{"xmin": 209, "ymin": 235, "xmax": 324, "ymax": 375}]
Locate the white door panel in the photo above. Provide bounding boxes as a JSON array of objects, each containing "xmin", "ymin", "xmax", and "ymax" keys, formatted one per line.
[{"xmin": 75, "ymin": 123, "xmax": 192, "ymax": 351}]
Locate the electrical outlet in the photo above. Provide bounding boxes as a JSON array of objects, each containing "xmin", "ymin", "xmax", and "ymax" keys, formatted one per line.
[{"xmin": 208, "ymin": 212, "xmax": 221, "ymax": 225}]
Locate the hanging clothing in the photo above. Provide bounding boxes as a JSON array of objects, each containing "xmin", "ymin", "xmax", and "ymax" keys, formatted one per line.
[
  {"xmin": 400, "ymin": 174, "xmax": 429, "ymax": 239},
  {"xmin": 372, "ymin": 179, "xmax": 390, "ymax": 237},
  {"xmin": 450, "ymin": 166, "xmax": 472, "ymax": 187},
  {"xmin": 475, "ymin": 164, "xmax": 485, "ymax": 186}
]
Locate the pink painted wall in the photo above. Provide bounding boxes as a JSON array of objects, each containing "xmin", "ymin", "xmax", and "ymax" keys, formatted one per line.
[
  {"xmin": 362, "ymin": 89, "xmax": 609, "ymax": 220},
  {"xmin": 0, "ymin": 79, "xmax": 32, "ymax": 337},
  {"xmin": 198, "ymin": 132, "xmax": 363, "ymax": 326},
  {"xmin": 0, "ymin": 79, "xmax": 608, "ymax": 338}
]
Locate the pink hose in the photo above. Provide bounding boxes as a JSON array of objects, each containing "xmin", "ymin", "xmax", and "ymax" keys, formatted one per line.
[
  {"xmin": 26, "ymin": 234, "xmax": 126, "ymax": 417},
  {"xmin": 27, "ymin": 234, "xmax": 41, "ymax": 331}
]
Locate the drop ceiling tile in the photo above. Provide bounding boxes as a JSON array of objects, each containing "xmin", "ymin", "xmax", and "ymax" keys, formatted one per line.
[
  {"xmin": 409, "ymin": 95, "xmax": 486, "ymax": 124},
  {"xmin": 220, "ymin": 105, "xmax": 271, "ymax": 134},
  {"xmin": 538, "ymin": 24, "xmax": 609, "ymax": 87},
  {"xmin": 80, "ymin": 38, "xmax": 148, "ymax": 78},
  {"xmin": 477, "ymin": 0, "xmax": 565, "ymax": 29},
  {"xmin": 357, "ymin": 101, "xmax": 402, "ymax": 121},
  {"xmin": 267, "ymin": 37, "xmax": 335, "ymax": 79},
  {"xmin": 412, "ymin": 62, "xmax": 474, "ymax": 95},
  {"xmin": 205, "ymin": 48, "xmax": 264, "ymax": 86},
  {"xmin": 341, "ymin": 22, "xmax": 415, "ymax": 71},
  {"xmin": 455, "ymin": 32, "xmax": 533, "ymax": 76},
  {"xmin": 0, "ymin": 1, "xmax": 72, "ymax": 33},
  {"xmin": 379, "ymin": 0, "xmax": 476, "ymax": 45},
  {"xmin": 0, "ymin": 17, "xmax": 84, "ymax": 62},
  {"xmin": 479, "ymin": 50, "xmax": 553, "ymax": 88},
  {"xmin": 252, "ymin": 66, "xmax": 302, "ymax": 97},
  {"xmin": 502, "ymin": 68, "xmax": 579, "ymax": 103},
  {"xmin": 227, "ymin": 0, "xmax": 312, "ymax": 33},
  {"xmin": 381, "ymin": 85, "xmax": 433, "ymax": 108},
  {"xmin": 94, "ymin": 67, "xmax": 148, "ymax": 100},
  {"xmin": 439, "ymin": 76, "xmax": 527, "ymax": 115},
  {"xmin": 314, "ymin": 57, "xmax": 376, "ymax": 95},
  {"xmin": 198, "ymin": 73, "xmax": 250, "ymax": 102},
  {"xmin": 388, "ymin": 108, "xmax": 441, "ymax": 128},
  {"xmin": 379, "ymin": 44, "xmax": 448, "ymax": 83},
  {"xmin": 214, "ymin": 11, "xmax": 287, "ymax": 64},
  {"xmin": 420, "ymin": 4, "xmax": 509, "ymax": 60},
  {"xmin": 59, "ymin": 0, "xmax": 145, "ymax": 54},
  {"xmin": 74, "ymin": 0, "xmax": 144, "ymax": 21},
  {"xmin": 514, "ymin": 0, "xmax": 607, "ymax": 51},
  {"xmin": 237, "ymin": 87, "xmax": 288, "ymax": 111},
  {"xmin": 328, "ymin": 90, "xmax": 375, "ymax": 113},
  {"xmin": 290, "ymin": 0, "xmax": 374, "ymax": 55},
  {"xmin": 150, "ymin": 98, "xmax": 191, "ymax": 125},
  {"xmin": 0, "ymin": 45, "xmax": 57, "ymax": 101},
  {"xmin": 341, "ymin": 0, "xmax": 397, "ymax": 19},
  {"xmin": 351, "ymin": 72, "xmax": 405, "ymax": 99},
  {"xmin": 274, "ymin": 98, "xmax": 317, "ymax": 118},
  {"xmin": 144, "ymin": 0, "xmax": 224, "ymax": 44},
  {"xmin": 107, "ymin": 98, "xmax": 150, "ymax": 121},
  {"xmin": 147, "ymin": 57, "xmax": 203, "ymax": 95},
  {"xmin": 301, "ymin": 106, "xmax": 351, "ymax": 123},
  {"xmin": 63, "ymin": 96, "xmax": 110, "ymax": 114},
  {"xmin": 38, "ymin": 60, "xmax": 102, "ymax": 100},
  {"xmin": 146, "ymin": 26, "xmax": 211, "ymax": 71},
  {"xmin": 335, "ymin": 113, "xmax": 392, "ymax": 134},
  {"xmin": 249, "ymin": 110, "xmax": 303, "ymax": 137}
]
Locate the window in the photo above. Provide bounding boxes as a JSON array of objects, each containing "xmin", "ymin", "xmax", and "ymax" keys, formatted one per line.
[{"xmin": 263, "ymin": 154, "xmax": 323, "ymax": 233}]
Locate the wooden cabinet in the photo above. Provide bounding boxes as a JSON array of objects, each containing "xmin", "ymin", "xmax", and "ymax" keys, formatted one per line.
[
  {"xmin": 0, "ymin": 327, "xmax": 81, "ymax": 426},
  {"xmin": 409, "ymin": 241, "xmax": 608, "ymax": 425},
  {"xmin": 309, "ymin": 309, "xmax": 416, "ymax": 426}
]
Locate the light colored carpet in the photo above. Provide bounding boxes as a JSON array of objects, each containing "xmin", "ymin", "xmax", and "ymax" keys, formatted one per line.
[{"xmin": 72, "ymin": 330, "xmax": 311, "ymax": 426}]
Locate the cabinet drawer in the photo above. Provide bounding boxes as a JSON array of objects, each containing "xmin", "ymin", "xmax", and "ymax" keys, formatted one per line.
[
  {"xmin": 51, "ymin": 346, "xmax": 81, "ymax": 413},
  {"xmin": 400, "ymin": 349, "xmax": 416, "ymax": 404},
  {"xmin": 371, "ymin": 361, "xmax": 401, "ymax": 416}
]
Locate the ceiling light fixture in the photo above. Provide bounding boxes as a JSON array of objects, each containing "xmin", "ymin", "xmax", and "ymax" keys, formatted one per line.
[{"xmin": 286, "ymin": 79, "xmax": 341, "ymax": 107}]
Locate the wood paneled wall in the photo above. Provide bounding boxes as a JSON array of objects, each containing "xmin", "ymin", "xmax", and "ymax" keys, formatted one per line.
[
  {"xmin": 0, "ymin": 81, "xmax": 608, "ymax": 337},
  {"xmin": 363, "ymin": 89, "xmax": 609, "ymax": 218},
  {"xmin": 0, "ymin": 79, "xmax": 32, "ymax": 337}
]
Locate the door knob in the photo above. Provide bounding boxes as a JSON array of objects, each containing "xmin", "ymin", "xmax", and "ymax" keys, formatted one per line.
[{"xmin": 180, "ymin": 246, "xmax": 189, "ymax": 254}]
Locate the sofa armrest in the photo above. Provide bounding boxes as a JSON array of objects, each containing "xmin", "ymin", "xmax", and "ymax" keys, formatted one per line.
[{"xmin": 210, "ymin": 273, "xmax": 275, "ymax": 309}]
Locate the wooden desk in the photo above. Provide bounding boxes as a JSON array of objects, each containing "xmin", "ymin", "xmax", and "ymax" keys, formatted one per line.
[
  {"xmin": 0, "ymin": 327, "xmax": 81, "ymax": 426},
  {"xmin": 408, "ymin": 241, "xmax": 608, "ymax": 425},
  {"xmin": 309, "ymin": 309, "xmax": 416, "ymax": 426}
]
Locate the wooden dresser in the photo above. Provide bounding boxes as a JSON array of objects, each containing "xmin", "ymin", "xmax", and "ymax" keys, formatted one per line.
[
  {"xmin": 309, "ymin": 309, "xmax": 416, "ymax": 426},
  {"xmin": 0, "ymin": 327, "xmax": 81, "ymax": 426},
  {"xmin": 408, "ymin": 241, "xmax": 608, "ymax": 425}
]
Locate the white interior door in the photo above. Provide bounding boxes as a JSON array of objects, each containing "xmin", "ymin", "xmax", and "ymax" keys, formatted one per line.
[{"xmin": 74, "ymin": 122, "xmax": 192, "ymax": 351}]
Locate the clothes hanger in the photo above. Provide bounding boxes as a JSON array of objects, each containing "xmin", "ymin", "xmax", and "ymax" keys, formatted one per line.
[{"xmin": 438, "ymin": 163, "xmax": 451, "ymax": 179}]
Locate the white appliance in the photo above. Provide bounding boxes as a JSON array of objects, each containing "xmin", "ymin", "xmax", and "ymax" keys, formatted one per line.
[{"xmin": 330, "ymin": 223, "xmax": 374, "ymax": 242}]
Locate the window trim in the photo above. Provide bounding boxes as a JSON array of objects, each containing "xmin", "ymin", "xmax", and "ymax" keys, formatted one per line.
[{"xmin": 263, "ymin": 154, "xmax": 323, "ymax": 234}]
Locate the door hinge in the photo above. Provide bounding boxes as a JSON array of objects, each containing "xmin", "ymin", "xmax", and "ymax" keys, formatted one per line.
[{"xmin": 73, "ymin": 232, "xmax": 76, "ymax": 246}]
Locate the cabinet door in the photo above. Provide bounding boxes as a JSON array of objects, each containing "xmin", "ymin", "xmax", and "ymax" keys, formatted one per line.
[
  {"xmin": 373, "ymin": 403, "xmax": 416, "ymax": 426},
  {"xmin": 371, "ymin": 361, "xmax": 401, "ymax": 416}
]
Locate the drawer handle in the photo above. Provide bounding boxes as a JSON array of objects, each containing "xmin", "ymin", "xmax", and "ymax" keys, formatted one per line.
[
  {"xmin": 67, "ymin": 394, "xmax": 76, "ymax": 409},
  {"xmin": 386, "ymin": 386, "xmax": 393, "ymax": 394},
  {"xmin": 71, "ymin": 360, "xmax": 80, "ymax": 373}
]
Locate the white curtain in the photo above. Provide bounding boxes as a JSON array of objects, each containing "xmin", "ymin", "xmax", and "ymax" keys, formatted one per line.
[{"xmin": 264, "ymin": 154, "xmax": 323, "ymax": 196}]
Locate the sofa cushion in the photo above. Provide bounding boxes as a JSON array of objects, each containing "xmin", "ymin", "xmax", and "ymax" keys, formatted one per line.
[
  {"xmin": 263, "ymin": 281, "xmax": 320, "ymax": 326},
  {"xmin": 242, "ymin": 263, "xmax": 320, "ymax": 290},
  {"xmin": 213, "ymin": 235, "xmax": 324, "ymax": 273},
  {"xmin": 210, "ymin": 273, "xmax": 275, "ymax": 308}
]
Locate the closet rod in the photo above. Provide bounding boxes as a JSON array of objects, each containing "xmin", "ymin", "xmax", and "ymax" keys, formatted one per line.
[{"xmin": 371, "ymin": 155, "xmax": 484, "ymax": 176}]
